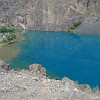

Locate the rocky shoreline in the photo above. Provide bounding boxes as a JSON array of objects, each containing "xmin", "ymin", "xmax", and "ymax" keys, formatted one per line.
[{"xmin": 0, "ymin": 59, "xmax": 100, "ymax": 100}]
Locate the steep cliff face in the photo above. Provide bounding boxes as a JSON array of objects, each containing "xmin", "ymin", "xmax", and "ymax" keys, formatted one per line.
[{"xmin": 0, "ymin": 0, "xmax": 100, "ymax": 31}]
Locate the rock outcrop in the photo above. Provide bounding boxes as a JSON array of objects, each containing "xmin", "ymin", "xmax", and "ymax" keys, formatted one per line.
[
  {"xmin": 29, "ymin": 64, "xmax": 46, "ymax": 79},
  {"xmin": 0, "ymin": 0, "xmax": 100, "ymax": 31},
  {"xmin": 0, "ymin": 60, "xmax": 100, "ymax": 100},
  {"xmin": 0, "ymin": 59, "xmax": 11, "ymax": 72}
]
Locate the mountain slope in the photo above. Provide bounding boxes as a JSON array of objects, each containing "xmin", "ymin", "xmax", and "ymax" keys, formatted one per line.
[{"xmin": 0, "ymin": 0, "xmax": 100, "ymax": 31}]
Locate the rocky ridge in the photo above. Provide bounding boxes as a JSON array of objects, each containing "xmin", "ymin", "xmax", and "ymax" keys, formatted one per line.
[
  {"xmin": 0, "ymin": 0, "xmax": 100, "ymax": 31},
  {"xmin": 0, "ymin": 59, "xmax": 100, "ymax": 100}
]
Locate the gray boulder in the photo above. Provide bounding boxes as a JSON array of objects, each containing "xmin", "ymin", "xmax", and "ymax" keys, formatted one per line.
[{"xmin": 79, "ymin": 84, "xmax": 92, "ymax": 93}]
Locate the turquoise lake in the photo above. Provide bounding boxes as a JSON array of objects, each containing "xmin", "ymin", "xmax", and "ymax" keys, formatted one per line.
[{"xmin": 9, "ymin": 31, "xmax": 100, "ymax": 87}]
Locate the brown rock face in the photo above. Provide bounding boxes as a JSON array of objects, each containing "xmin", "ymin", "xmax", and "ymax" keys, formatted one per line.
[
  {"xmin": 29, "ymin": 64, "xmax": 42, "ymax": 72},
  {"xmin": 0, "ymin": 0, "xmax": 100, "ymax": 31},
  {"xmin": 29, "ymin": 64, "xmax": 46, "ymax": 78}
]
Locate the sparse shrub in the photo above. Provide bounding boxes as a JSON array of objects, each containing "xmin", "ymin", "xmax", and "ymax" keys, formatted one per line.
[{"xmin": 67, "ymin": 21, "xmax": 82, "ymax": 32}]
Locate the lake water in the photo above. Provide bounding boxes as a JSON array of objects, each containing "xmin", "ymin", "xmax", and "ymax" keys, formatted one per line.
[{"xmin": 7, "ymin": 31, "xmax": 100, "ymax": 87}]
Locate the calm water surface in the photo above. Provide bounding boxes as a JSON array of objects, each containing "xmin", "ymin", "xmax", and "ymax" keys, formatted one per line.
[{"xmin": 7, "ymin": 31, "xmax": 100, "ymax": 87}]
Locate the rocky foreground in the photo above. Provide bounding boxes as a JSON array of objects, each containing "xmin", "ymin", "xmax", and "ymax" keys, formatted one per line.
[{"xmin": 0, "ymin": 59, "xmax": 100, "ymax": 100}]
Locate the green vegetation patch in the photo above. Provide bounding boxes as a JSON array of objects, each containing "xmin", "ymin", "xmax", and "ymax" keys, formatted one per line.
[
  {"xmin": 0, "ymin": 26, "xmax": 15, "ymax": 33},
  {"xmin": 67, "ymin": 21, "xmax": 82, "ymax": 33},
  {"xmin": 15, "ymin": 68, "xmax": 23, "ymax": 72},
  {"xmin": 0, "ymin": 34, "xmax": 16, "ymax": 44},
  {"xmin": 0, "ymin": 26, "xmax": 16, "ymax": 45}
]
